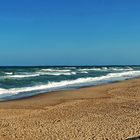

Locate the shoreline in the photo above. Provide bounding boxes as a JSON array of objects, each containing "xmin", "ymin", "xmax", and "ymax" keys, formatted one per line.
[
  {"xmin": 0, "ymin": 77, "xmax": 139, "ymax": 102},
  {"xmin": 0, "ymin": 78, "xmax": 140, "ymax": 139}
]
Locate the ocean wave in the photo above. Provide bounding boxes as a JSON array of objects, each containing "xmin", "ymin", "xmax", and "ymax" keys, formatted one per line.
[
  {"xmin": 39, "ymin": 69, "xmax": 75, "ymax": 76},
  {"xmin": 41, "ymin": 69, "xmax": 71, "ymax": 72},
  {"xmin": 77, "ymin": 67, "xmax": 108, "ymax": 73},
  {"xmin": 79, "ymin": 71, "xmax": 88, "ymax": 74},
  {"xmin": 2, "ymin": 73, "xmax": 40, "ymax": 79},
  {"xmin": 4, "ymin": 72, "xmax": 13, "ymax": 75},
  {"xmin": 0, "ymin": 70, "xmax": 140, "ymax": 98},
  {"xmin": 38, "ymin": 71, "xmax": 76, "ymax": 76},
  {"xmin": 78, "ymin": 67, "xmax": 134, "ymax": 72},
  {"xmin": 64, "ymin": 67, "xmax": 76, "ymax": 69},
  {"xmin": 101, "ymin": 67, "xmax": 108, "ymax": 70},
  {"xmin": 78, "ymin": 68, "xmax": 102, "ymax": 72},
  {"xmin": 0, "ymin": 71, "xmax": 77, "ymax": 79},
  {"xmin": 109, "ymin": 67, "xmax": 133, "ymax": 71},
  {"xmin": 82, "ymin": 68, "xmax": 102, "ymax": 71}
]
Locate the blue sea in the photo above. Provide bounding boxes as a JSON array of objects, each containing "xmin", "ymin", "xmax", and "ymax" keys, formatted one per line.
[{"xmin": 0, "ymin": 66, "xmax": 140, "ymax": 101}]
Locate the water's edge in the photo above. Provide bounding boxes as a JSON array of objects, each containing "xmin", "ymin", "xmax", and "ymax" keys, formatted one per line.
[{"xmin": 0, "ymin": 77, "xmax": 139, "ymax": 102}]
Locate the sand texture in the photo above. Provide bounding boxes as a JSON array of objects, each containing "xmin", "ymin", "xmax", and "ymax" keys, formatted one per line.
[{"xmin": 0, "ymin": 78, "xmax": 140, "ymax": 140}]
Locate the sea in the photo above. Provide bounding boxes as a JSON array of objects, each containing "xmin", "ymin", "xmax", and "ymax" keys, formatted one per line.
[{"xmin": 0, "ymin": 66, "xmax": 140, "ymax": 101}]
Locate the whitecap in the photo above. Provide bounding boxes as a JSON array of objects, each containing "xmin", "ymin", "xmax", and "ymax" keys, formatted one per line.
[
  {"xmin": 4, "ymin": 72, "xmax": 13, "ymax": 75},
  {"xmin": 2, "ymin": 73, "xmax": 40, "ymax": 79},
  {"xmin": 41, "ymin": 69, "xmax": 71, "ymax": 72}
]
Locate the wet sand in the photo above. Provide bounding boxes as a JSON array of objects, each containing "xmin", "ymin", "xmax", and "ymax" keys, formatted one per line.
[{"xmin": 0, "ymin": 78, "xmax": 140, "ymax": 140}]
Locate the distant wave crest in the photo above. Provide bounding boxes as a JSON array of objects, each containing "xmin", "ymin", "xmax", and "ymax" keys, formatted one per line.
[
  {"xmin": 1, "ymin": 71, "xmax": 76, "ymax": 79},
  {"xmin": 41, "ymin": 69, "xmax": 71, "ymax": 72}
]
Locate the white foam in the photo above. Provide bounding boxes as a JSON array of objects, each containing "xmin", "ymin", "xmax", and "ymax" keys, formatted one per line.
[
  {"xmin": 4, "ymin": 72, "xmax": 13, "ymax": 75},
  {"xmin": 41, "ymin": 69, "xmax": 71, "ymax": 72},
  {"xmin": 64, "ymin": 67, "xmax": 76, "ymax": 69},
  {"xmin": 2, "ymin": 73, "xmax": 40, "ymax": 79},
  {"xmin": 0, "ymin": 70, "xmax": 140, "ymax": 98},
  {"xmin": 38, "ymin": 69, "xmax": 76, "ymax": 76},
  {"xmin": 79, "ymin": 71, "xmax": 88, "ymax": 74},
  {"xmin": 80, "ymin": 68, "xmax": 102, "ymax": 71},
  {"xmin": 102, "ymin": 67, "xmax": 108, "ymax": 70},
  {"xmin": 109, "ymin": 67, "xmax": 133, "ymax": 71},
  {"xmin": 38, "ymin": 71, "xmax": 76, "ymax": 76},
  {"xmin": 1, "ymin": 71, "xmax": 77, "ymax": 79}
]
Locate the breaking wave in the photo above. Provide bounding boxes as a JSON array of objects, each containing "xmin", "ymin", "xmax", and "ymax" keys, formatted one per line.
[
  {"xmin": 41, "ymin": 69, "xmax": 71, "ymax": 72},
  {"xmin": 0, "ymin": 70, "xmax": 140, "ymax": 99}
]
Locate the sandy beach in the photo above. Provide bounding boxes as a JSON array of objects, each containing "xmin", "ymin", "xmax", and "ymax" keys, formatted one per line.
[{"xmin": 0, "ymin": 78, "xmax": 140, "ymax": 140}]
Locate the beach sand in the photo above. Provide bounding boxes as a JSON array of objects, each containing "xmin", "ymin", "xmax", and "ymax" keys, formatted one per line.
[{"xmin": 0, "ymin": 78, "xmax": 140, "ymax": 140}]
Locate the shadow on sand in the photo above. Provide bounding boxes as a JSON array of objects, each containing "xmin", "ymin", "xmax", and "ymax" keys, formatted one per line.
[{"xmin": 126, "ymin": 136, "xmax": 140, "ymax": 140}]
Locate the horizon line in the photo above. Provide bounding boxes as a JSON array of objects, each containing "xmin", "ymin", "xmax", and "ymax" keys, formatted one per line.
[{"xmin": 0, "ymin": 65, "xmax": 140, "ymax": 67}]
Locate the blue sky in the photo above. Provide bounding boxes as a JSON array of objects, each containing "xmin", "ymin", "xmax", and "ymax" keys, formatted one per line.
[{"xmin": 0, "ymin": 0, "xmax": 140, "ymax": 66}]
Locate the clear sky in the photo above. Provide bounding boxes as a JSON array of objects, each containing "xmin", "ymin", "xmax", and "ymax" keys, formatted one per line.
[{"xmin": 0, "ymin": 0, "xmax": 140, "ymax": 66}]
